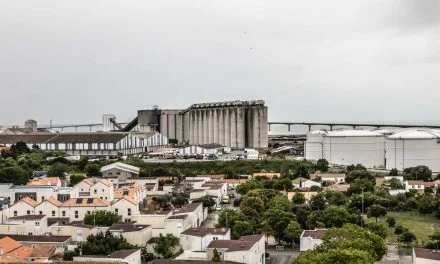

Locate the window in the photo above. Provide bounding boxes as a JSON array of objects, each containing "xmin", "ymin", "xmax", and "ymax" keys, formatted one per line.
[
  {"xmin": 35, "ymin": 222, "xmax": 40, "ymax": 226},
  {"xmin": 28, "ymin": 232, "xmax": 33, "ymax": 236},
  {"xmin": 27, "ymin": 210, "xmax": 30, "ymax": 215},
  {"xmin": 39, "ymin": 211, "xmax": 43, "ymax": 215},
  {"xmin": 116, "ymin": 172, "xmax": 121, "ymax": 175},
  {"xmin": 13, "ymin": 211, "xmax": 17, "ymax": 216},
  {"xmin": 127, "ymin": 208, "xmax": 131, "ymax": 216},
  {"xmin": 42, "ymin": 196, "xmax": 45, "ymax": 201},
  {"xmin": 75, "ymin": 211, "xmax": 78, "ymax": 219},
  {"xmin": 102, "ymin": 189, "xmax": 104, "ymax": 192},
  {"xmin": 62, "ymin": 211, "xmax": 66, "ymax": 217},
  {"xmin": 94, "ymin": 189, "xmax": 97, "ymax": 194},
  {"xmin": 52, "ymin": 211, "xmax": 55, "ymax": 216},
  {"xmin": 87, "ymin": 211, "xmax": 90, "ymax": 215},
  {"xmin": 115, "ymin": 208, "xmax": 118, "ymax": 214},
  {"xmin": 213, "ymin": 237, "xmax": 218, "ymax": 240}
]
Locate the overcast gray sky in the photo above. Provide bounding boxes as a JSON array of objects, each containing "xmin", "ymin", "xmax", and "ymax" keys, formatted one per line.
[{"xmin": 1, "ymin": 0, "xmax": 440, "ymax": 126}]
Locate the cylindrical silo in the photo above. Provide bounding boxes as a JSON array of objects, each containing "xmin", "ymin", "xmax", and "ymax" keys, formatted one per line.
[
  {"xmin": 208, "ymin": 109, "xmax": 213, "ymax": 144},
  {"xmin": 189, "ymin": 112, "xmax": 194, "ymax": 144},
  {"xmin": 198, "ymin": 110, "xmax": 203, "ymax": 145},
  {"xmin": 386, "ymin": 129, "xmax": 440, "ymax": 172},
  {"xmin": 237, "ymin": 107, "xmax": 245, "ymax": 149},
  {"xmin": 213, "ymin": 109, "xmax": 218, "ymax": 144},
  {"xmin": 230, "ymin": 108, "xmax": 237, "ymax": 148},
  {"xmin": 218, "ymin": 109, "xmax": 225, "ymax": 146},
  {"xmin": 224, "ymin": 108, "xmax": 231, "ymax": 147},
  {"xmin": 160, "ymin": 113, "xmax": 168, "ymax": 138},
  {"xmin": 322, "ymin": 130, "xmax": 385, "ymax": 168}
]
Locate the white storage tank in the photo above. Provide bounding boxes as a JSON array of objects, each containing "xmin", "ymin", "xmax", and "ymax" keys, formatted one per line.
[
  {"xmin": 386, "ymin": 129, "xmax": 440, "ymax": 172},
  {"xmin": 322, "ymin": 130, "xmax": 385, "ymax": 168},
  {"xmin": 304, "ymin": 130, "xmax": 327, "ymax": 161}
]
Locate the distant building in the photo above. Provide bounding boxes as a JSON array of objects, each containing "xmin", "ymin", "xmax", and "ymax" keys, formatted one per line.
[
  {"xmin": 73, "ymin": 249, "xmax": 141, "ymax": 264},
  {"xmin": 100, "ymin": 162, "xmax": 140, "ymax": 180},
  {"xmin": 206, "ymin": 234, "xmax": 265, "ymax": 264},
  {"xmin": 300, "ymin": 229, "xmax": 327, "ymax": 251}
]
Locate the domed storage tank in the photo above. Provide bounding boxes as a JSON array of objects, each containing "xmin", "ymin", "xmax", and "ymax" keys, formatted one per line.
[
  {"xmin": 386, "ymin": 129, "xmax": 440, "ymax": 172},
  {"xmin": 322, "ymin": 130, "xmax": 385, "ymax": 168},
  {"xmin": 304, "ymin": 130, "xmax": 327, "ymax": 161}
]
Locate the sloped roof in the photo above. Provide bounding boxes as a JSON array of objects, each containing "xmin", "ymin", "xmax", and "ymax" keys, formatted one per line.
[
  {"xmin": 18, "ymin": 197, "xmax": 38, "ymax": 207},
  {"xmin": 0, "ymin": 236, "xmax": 23, "ymax": 254},
  {"xmin": 27, "ymin": 177, "xmax": 61, "ymax": 186},
  {"xmin": 181, "ymin": 227, "xmax": 229, "ymax": 237},
  {"xmin": 29, "ymin": 245, "xmax": 56, "ymax": 258},
  {"xmin": 325, "ymin": 130, "xmax": 383, "ymax": 137},
  {"xmin": 301, "ymin": 229, "xmax": 327, "ymax": 239},
  {"xmin": 60, "ymin": 198, "xmax": 110, "ymax": 207},
  {"xmin": 8, "ymin": 215, "xmax": 45, "ymax": 221},
  {"xmin": 100, "ymin": 162, "xmax": 140, "ymax": 174},
  {"xmin": 207, "ymin": 234, "xmax": 263, "ymax": 252},
  {"xmin": 112, "ymin": 196, "xmax": 138, "ymax": 206},
  {"xmin": 0, "ymin": 132, "xmax": 129, "ymax": 144}
]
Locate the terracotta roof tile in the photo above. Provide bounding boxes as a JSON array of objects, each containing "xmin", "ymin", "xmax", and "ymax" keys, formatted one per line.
[
  {"xmin": 60, "ymin": 198, "xmax": 110, "ymax": 207},
  {"xmin": 29, "ymin": 245, "xmax": 56, "ymax": 258},
  {"xmin": 0, "ymin": 237, "xmax": 23, "ymax": 253},
  {"xmin": 18, "ymin": 197, "xmax": 38, "ymax": 207}
]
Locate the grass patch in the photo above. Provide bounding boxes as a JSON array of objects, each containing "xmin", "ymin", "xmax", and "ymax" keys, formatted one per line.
[{"xmin": 368, "ymin": 211, "xmax": 440, "ymax": 247}]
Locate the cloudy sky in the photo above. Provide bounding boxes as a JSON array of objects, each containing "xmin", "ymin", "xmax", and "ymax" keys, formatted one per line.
[{"xmin": 1, "ymin": 0, "xmax": 440, "ymax": 127}]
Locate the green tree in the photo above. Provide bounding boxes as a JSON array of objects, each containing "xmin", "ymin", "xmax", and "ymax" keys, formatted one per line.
[
  {"xmin": 212, "ymin": 248, "xmax": 221, "ymax": 262},
  {"xmin": 389, "ymin": 168, "xmax": 399, "ymax": 176},
  {"xmin": 307, "ymin": 206, "xmax": 357, "ymax": 229},
  {"xmin": 231, "ymin": 221, "xmax": 254, "ymax": 239},
  {"xmin": 291, "ymin": 192, "xmax": 306, "ymax": 205},
  {"xmin": 367, "ymin": 205, "xmax": 387, "ymax": 222},
  {"xmin": 154, "ymin": 233, "xmax": 180, "ymax": 259},
  {"xmin": 240, "ymin": 195, "xmax": 265, "ymax": 219},
  {"xmin": 347, "ymin": 178, "xmax": 375, "ymax": 196},
  {"xmin": 284, "ymin": 220, "xmax": 302, "ymax": 246},
  {"xmin": 69, "ymin": 175, "xmax": 86, "ymax": 186},
  {"xmin": 316, "ymin": 159, "xmax": 329, "ymax": 172},
  {"xmin": 294, "ymin": 248, "xmax": 373, "ymax": 264},
  {"xmin": 295, "ymin": 165, "xmax": 309, "ymax": 178},
  {"xmin": 419, "ymin": 194, "xmax": 436, "ymax": 215},
  {"xmin": 48, "ymin": 162, "xmax": 69, "ymax": 178},
  {"xmin": 403, "ymin": 166, "xmax": 432, "ymax": 181},
  {"xmin": 84, "ymin": 211, "xmax": 119, "ymax": 226},
  {"xmin": 0, "ymin": 166, "xmax": 30, "ymax": 185},
  {"xmin": 321, "ymin": 224, "xmax": 386, "ymax": 261},
  {"xmin": 85, "ymin": 163, "xmax": 102, "ymax": 177},
  {"xmin": 429, "ymin": 229, "xmax": 440, "ymax": 250},
  {"xmin": 309, "ymin": 193, "xmax": 326, "ymax": 211},
  {"xmin": 365, "ymin": 222, "xmax": 388, "ymax": 239},
  {"xmin": 398, "ymin": 230, "xmax": 416, "ymax": 247},
  {"xmin": 345, "ymin": 170, "xmax": 373, "ymax": 184},
  {"xmin": 387, "ymin": 177, "xmax": 404, "ymax": 189},
  {"xmin": 75, "ymin": 231, "xmax": 135, "ymax": 256},
  {"xmin": 262, "ymin": 209, "xmax": 295, "ymax": 242},
  {"xmin": 394, "ymin": 225, "xmax": 405, "ymax": 235},
  {"xmin": 236, "ymin": 179, "xmax": 263, "ymax": 195},
  {"xmin": 324, "ymin": 190, "xmax": 346, "ymax": 206},
  {"xmin": 272, "ymin": 178, "xmax": 293, "ymax": 191},
  {"xmin": 268, "ymin": 195, "xmax": 291, "ymax": 212}
]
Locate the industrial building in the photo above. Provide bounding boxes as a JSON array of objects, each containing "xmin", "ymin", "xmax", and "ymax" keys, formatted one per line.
[
  {"xmin": 385, "ymin": 129, "xmax": 440, "ymax": 172},
  {"xmin": 132, "ymin": 100, "xmax": 268, "ymax": 149},
  {"xmin": 305, "ymin": 130, "xmax": 386, "ymax": 168}
]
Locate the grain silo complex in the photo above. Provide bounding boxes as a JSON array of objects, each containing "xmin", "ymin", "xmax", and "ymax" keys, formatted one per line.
[
  {"xmin": 304, "ymin": 130, "xmax": 327, "ymax": 161},
  {"xmin": 136, "ymin": 100, "xmax": 268, "ymax": 149},
  {"xmin": 385, "ymin": 129, "xmax": 440, "ymax": 172},
  {"xmin": 305, "ymin": 130, "xmax": 386, "ymax": 168}
]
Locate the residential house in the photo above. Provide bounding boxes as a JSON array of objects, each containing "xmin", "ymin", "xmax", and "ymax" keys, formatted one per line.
[
  {"xmin": 59, "ymin": 198, "xmax": 110, "ymax": 222},
  {"xmin": 0, "ymin": 235, "xmax": 71, "ymax": 254},
  {"xmin": 108, "ymin": 222, "xmax": 152, "ymax": 246},
  {"xmin": 300, "ymin": 229, "xmax": 327, "ymax": 251},
  {"xmin": 51, "ymin": 221, "xmax": 98, "ymax": 243},
  {"xmin": 405, "ymin": 181, "xmax": 435, "ymax": 193},
  {"xmin": 74, "ymin": 249, "xmax": 142, "ymax": 264},
  {"xmin": 311, "ymin": 173, "xmax": 346, "ymax": 184},
  {"xmin": 75, "ymin": 178, "xmax": 114, "ymax": 201},
  {"xmin": 114, "ymin": 182, "xmax": 147, "ymax": 203},
  {"xmin": 111, "ymin": 196, "xmax": 139, "ymax": 222},
  {"xmin": 286, "ymin": 192, "xmax": 318, "ymax": 203},
  {"xmin": 180, "ymin": 227, "xmax": 231, "ymax": 251},
  {"xmin": 34, "ymin": 198, "xmax": 64, "ymax": 225},
  {"xmin": 7, "ymin": 215, "xmax": 48, "ymax": 236},
  {"xmin": 27, "ymin": 177, "xmax": 62, "ymax": 187},
  {"xmin": 206, "ymin": 234, "xmax": 265, "ymax": 264},
  {"xmin": 292, "ymin": 178, "xmax": 321, "ymax": 189},
  {"xmin": 0, "ymin": 236, "xmax": 33, "ymax": 262},
  {"xmin": 3, "ymin": 184, "xmax": 77, "ymax": 204},
  {"xmin": 413, "ymin": 248, "xmax": 440, "ymax": 263},
  {"xmin": 6, "ymin": 197, "xmax": 38, "ymax": 221},
  {"xmin": 27, "ymin": 245, "xmax": 56, "ymax": 262},
  {"xmin": 100, "ymin": 162, "xmax": 140, "ymax": 182}
]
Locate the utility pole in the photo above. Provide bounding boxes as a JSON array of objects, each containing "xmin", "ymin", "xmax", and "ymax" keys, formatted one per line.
[{"xmin": 361, "ymin": 187, "xmax": 365, "ymax": 227}]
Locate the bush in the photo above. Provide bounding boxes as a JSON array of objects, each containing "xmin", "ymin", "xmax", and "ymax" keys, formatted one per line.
[
  {"xmin": 386, "ymin": 217, "xmax": 396, "ymax": 228},
  {"xmin": 233, "ymin": 197, "xmax": 242, "ymax": 207},
  {"xmin": 394, "ymin": 225, "xmax": 406, "ymax": 235},
  {"xmin": 84, "ymin": 211, "xmax": 119, "ymax": 226}
]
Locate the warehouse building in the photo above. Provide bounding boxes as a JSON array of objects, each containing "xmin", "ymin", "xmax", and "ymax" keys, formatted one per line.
[
  {"xmin": 0, "ymin": 131, "xmax": 168, "ymax": 157},
  {"xmin": 305, "ymin": 130, "xmax": 386, "ymax": 168},
  {"xmin": 386, "ymin": 129, "xmax": 440, "ymax": 172}
]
